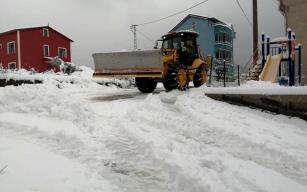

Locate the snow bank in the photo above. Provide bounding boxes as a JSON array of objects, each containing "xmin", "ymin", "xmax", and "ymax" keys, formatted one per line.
[
  {"xmin": 0, "ymin": 69, "xmax": 43, "ymax": 82},
  {"xmin": 205, "ymin": 80, "xmax": 307, "ymax": 95},
  {"xmin": 0, "ymin": 66, "xmax": 135, "ymax": 88}
]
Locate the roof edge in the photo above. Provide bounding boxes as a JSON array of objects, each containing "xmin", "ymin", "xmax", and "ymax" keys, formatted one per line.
[
  {"xmin": 0, "ymin": 25, "xmax": 73, "ymax": 42},
  {"xmin": 169, "ymin": 14, "xmax": 229, "ymax": 33}
]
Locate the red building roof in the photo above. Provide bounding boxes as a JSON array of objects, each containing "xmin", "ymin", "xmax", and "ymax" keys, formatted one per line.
[{"xmin": 0, "ymin": 25, "xmax": 73, "ymax": 42}]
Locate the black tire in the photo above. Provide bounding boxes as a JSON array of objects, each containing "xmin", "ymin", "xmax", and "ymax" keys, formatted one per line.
[
  {"xmin": 193, "ymin": 64, "xmax": 206, "ymax": 88},
  {"xmin": 163, "ymin": 64, "xmax": 188, "ymax": 91},
  {"xmin": 135, "ymin": 78, "xmax": 157, "ymax": 93},
  {"xmin": 163, "ymin": 65, "xmax": 178, "ymax": 91}
]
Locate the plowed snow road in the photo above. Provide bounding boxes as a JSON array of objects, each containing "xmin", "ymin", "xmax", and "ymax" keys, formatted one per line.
[{"xmin": 1, "ymin": 80, "xmax": 307, "ymax": 192}]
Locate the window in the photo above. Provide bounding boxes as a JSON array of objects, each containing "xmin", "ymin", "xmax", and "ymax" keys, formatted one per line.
[
  {"xmin": 215, "ymin": 32, "xmax": 232, "ymax": 44},
  {"xmin": 215, "ymin": 49, "xmax": 232, "ymax": 61},
  {"xmin": 172, "ymin": 37, "xmax": 181, "ymax": 49},
  {"xmin": 43, "ymin": 28, "xmax": 49, "ymax": 37},
  {"xmin": 215, "ymin": 32, "xmax": 220, "ymax": 42},
  {"xmin": 58, "ymin": 47, "xmax": 67, "ymax": 58},
  {"xmin": 8, "ymin": 62, "xmax": 16, "ymax": 70},
  {"xmin": 162, "ymin": 38, "xmax": 172, "ymax": 49},
  {"xmin": 43, "ymin": 45, "xmax": 49, "ymax": 56},
  {"xmin": 225, "ymin": 33, "xmax": 231, "ymax": 43},
  {"xmin": 7, "ymin": 41, "xmax": 15, "ymax": 54}
]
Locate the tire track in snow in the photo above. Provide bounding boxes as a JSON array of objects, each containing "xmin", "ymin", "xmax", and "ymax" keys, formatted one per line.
[
  {"xmin": 123, "ymin": 92, "xmax": 307, "ymax": 188},
  {"xmin": 0, "ymin": 84, "xmax": 170, "ymax": 191},
  {"xmin": 0, "ymin": 85, "xmax": 210, "ymax": 192},
  {"xmin": 91, "ymin": 107, "xmax": 212, "ymax": 192},
  {"xmin": 1, "ymin": 83, "xmax": 307, "ymax": 191}
]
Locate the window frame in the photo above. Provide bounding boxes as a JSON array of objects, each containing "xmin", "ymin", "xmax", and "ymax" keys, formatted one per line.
[
  {"xmin": 43, "ymin": 44, "xmax": 50, "ymax": 57},
  {"xmin": 8, "ymin": 62, "xmax": 16, "ymax": 70},
  {"xmin": 215, "ymin": 48, "xmax": 232, "ymax": 62},
  {"xmin": 215, "ymin": 31, "xmax": 232, "ymax": 44},
  {"xmin": 43, "ymin": 28, "xmax": 49, "ymax": 37},
  {"xmin": 7, "ymin": 41, "xmax": 16, "ymax": 54},
  {"xmin": 162, "ymin": 38, "xmax": 172, "ymax": 49},
  {"xmin": 58, "ymin": 47, "xmax": 67, "ymax": 58}
]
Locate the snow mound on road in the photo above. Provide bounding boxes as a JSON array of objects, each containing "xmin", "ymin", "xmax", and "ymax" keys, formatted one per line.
[{"xmin": 0, "ymin": 66, "xmax": 135, "ymax": 88}]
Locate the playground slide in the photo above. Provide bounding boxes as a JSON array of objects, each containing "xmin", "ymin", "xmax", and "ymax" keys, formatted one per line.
[{"xmin": 259, "ymin": 54, "xmax": 283, "ymax": 82}]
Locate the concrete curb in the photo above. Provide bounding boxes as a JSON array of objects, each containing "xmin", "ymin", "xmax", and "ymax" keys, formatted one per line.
[{"xmin": 205, "ymin": 94, "xmax": 307, "ymax": 121}]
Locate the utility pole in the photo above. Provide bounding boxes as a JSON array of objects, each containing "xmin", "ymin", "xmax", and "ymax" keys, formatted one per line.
[
  {"xmin": 253, "ymin": 0, "xmax": 258, "ymax": 66},
  {"xmin": 130, "ymin": 25, "xmax": 138, "ymax": 50}
]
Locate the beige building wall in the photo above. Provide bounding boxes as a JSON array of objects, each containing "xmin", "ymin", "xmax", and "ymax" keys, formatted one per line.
[{"xmin": 279, "ymin": 0, "xmax": 307, "ymax": 84}]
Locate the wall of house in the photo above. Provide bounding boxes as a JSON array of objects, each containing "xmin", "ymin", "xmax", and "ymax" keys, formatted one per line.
[
  {"xmin": 171, "ymin": 17, "xmax": 216, "ymax": 58},
  {"xmin": 20, "ymin": 27, "xmax": 71, "ymax": 72},
  {"xmin": 214, "ymin": 24, "xmax": 235, "ymax": 79},
  {"xmin": 280, "ymin": 0, "xmax": 307, "ymax": 84},
  {"xmin": 171, "ymin": 17, "xmax": 235, "ymax": 80},
  {"xmin": 0, "ymin": 32, "xmax": 18, "ymax": 69}
]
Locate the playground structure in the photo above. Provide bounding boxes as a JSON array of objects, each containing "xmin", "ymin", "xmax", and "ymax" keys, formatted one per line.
[{"xmin": 260, "ymin": 29, "xmax": 303, "ymax": 86}]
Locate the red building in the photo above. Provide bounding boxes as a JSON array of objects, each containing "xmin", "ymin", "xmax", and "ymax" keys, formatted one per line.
[{"xmin": 0, "ymin": 26, "xmax": 73, "ymax": 72}]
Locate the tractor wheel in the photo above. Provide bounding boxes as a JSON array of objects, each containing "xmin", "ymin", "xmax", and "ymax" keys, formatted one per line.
[
  {"xmin": 163, "ymin": 64, "xmax": 188, "ymax": 91},
  {"xmin": 135, "ymin": 78, "xmax": 157, "ymax": 93},
  {"xmin": 177, "ymin": 67, "xmax": 188, "ymax": 91},
  {"xmin": 163, "ymin": 65, "xmax": 178, "ymax": 91},
  {"xmin": 193, "ymin": 64, "xmax": 207, "ymax": 88}
]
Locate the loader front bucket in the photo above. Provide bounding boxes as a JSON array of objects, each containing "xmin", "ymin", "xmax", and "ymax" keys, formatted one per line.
[{"xmin": 93, "ymin": 50, "xmax": 163, "ymax": 78}]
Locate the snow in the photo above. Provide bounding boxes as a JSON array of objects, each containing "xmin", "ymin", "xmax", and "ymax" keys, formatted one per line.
[
  {"xmin": 270, "ymin": 37, "xmax": 289, "ymax": 43},
  {"xmin": 0, "ymin": 67, "xmax": 134, "ymax": 88},
  {"xmin": 0, "ymin": 137, "xmax": 117, "ymax": 192},
  {"xmin": 205, "ymin": 80, "xmax": 307, "ymax": 95},
  {"xmin": 0, "ymin": 69, "xmax": 43, "ymax": 82},
  {"xmin": 1, "ymin": 69, "xmax": 307, "ymax": 192}
]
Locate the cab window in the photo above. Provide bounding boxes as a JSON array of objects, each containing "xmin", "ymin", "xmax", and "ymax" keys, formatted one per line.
[
  {"xmin": 172, "ymin": 37, "xmax": 181, "ymax": 49},
  {"xmin": 183, "ymin": 36, "xmax": 197, "ymax": 53},
  {"xmin": 162, "ymin": 38, "xmax": 172, "ymax": 49}
]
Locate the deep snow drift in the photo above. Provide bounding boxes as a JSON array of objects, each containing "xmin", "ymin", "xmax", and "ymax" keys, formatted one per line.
[{"xmin": 0, "ymin": 67, "xmax": 307, "ymax": 192}]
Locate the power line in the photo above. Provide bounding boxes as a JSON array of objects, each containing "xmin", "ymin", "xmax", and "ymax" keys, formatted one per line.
[
  {"xmin": 137, "ymin": 0, "xmax": 210, "ymax": 26},
  {"xmin": 131, "ymin": 0, "xmax": 210, "ymax": 49},
  {"xmin": 136, "ymin": 29, "xmax": 155, "ymax": 43},
  {"xmin": 235, "ymin": 0, "xmax": 252, "ymax": 27}
]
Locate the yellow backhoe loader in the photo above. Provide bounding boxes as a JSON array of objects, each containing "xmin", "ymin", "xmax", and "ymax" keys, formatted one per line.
[{"xmin": 93, "ymin": 31, "xmax": 212, "ymax": 93}]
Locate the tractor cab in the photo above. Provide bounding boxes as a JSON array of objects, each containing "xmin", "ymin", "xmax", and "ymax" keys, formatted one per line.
[{"xmin": 161, "ymin": 31, "xmax": 199, "ymax": 66}]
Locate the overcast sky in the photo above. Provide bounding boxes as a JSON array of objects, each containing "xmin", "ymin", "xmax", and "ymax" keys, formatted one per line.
[{"xmin": 0, "ymin": 0, "xmax": 285, "ymax": 68}]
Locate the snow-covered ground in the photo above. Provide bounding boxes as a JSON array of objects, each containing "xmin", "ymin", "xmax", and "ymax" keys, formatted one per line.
[
  {"xmin": 1, "ymin": 67, "xmax": 307, "ymax": 192},
  {"xmin": 206, "ymin": 81, "xmax": 307, "ymax": 95}
]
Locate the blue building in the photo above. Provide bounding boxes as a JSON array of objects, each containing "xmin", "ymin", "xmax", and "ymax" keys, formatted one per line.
[{"xmin": 169, "ymin": 14, "xmax": 236, "ymax": 81}]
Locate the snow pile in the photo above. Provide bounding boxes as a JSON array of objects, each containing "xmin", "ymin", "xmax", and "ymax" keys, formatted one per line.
[
  {"xmin": 205, "ymin": 80, "xmax": 307, "ymax": 95},
  {"xmin": 0, "ymin": 69, "xmax": 43, "ymax": 82},
  {"xmin": 71, "ymin": 65, "xmax": 94, "ymax": 79},
  {"xmin": 241, "ymin": 80, "xmax": 280, "ymax": 88},
  {"xmin": 94, "ymin": 77, "xmax": 135, "ymax": 88},
  {"xmin": 0, "ymin": 66, "xmax": 135, "ymax": 88},
  {"xmin": 0, "ymin": 79, "xmax": 307, "ymax": 192}
]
